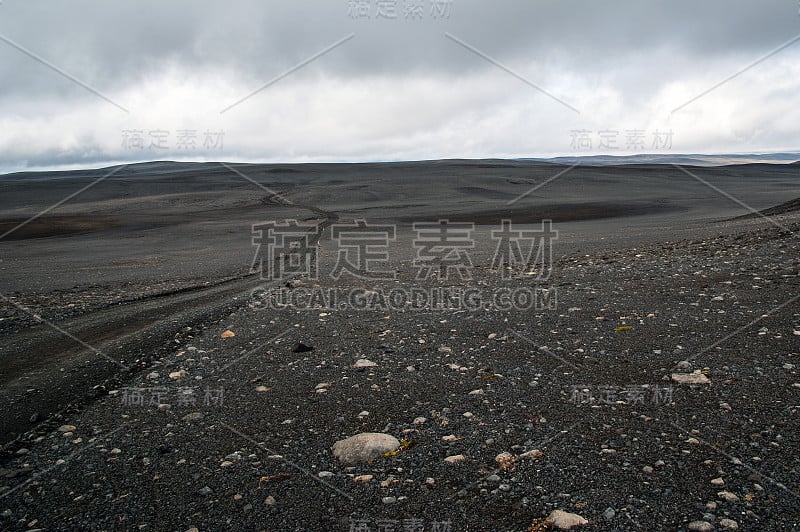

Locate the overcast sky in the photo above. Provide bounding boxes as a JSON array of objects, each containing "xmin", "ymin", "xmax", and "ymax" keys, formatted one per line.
[{"xmin": 1, "ymin": 0, "xmax": 799, "ymax": 172}]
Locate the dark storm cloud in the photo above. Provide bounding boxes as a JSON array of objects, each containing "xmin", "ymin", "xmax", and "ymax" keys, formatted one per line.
[{"xmin": 1, "ymin": 0, "xmax": 797, "ymax": 93}]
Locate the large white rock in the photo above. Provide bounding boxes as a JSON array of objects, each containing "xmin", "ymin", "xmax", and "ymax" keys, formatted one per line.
[
  {"xmin": 548, "ymin": 510, "xmax": 588, "ymax": 529},
  {"xmin": 332, "ymin": 433, "xmax": 400, "ymax": 464}
]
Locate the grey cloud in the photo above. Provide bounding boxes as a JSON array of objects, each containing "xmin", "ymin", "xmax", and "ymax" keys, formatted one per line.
[
  {"xmin": 2, "ymin": 1, "xmax": 798, "ymax": 90},
  {"xmin": 0, "ymin": 0, "xmax": 798, "ymax": 170}
]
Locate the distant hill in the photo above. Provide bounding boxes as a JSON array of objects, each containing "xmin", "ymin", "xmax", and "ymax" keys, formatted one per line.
[
  {"xmin": 2, "ymin": 153, "xmax": 800, "ymax": 179},
  {"xmin": 526, "ymin": 153, "xmax": 800, "ymax": 167},
  {"xmin": 734, "ymin": 197, "xmax": 800, "ymax": 220}
]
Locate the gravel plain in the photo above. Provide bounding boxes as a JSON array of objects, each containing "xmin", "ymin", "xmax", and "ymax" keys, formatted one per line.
[{"xmin": 1, "ymin": 162, "xmax": 799, "ymax": 531}]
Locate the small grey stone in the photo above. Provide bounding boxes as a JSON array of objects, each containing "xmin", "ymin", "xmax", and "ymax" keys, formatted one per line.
[
  {"xmin": 688, "ymin": 521, "xmax": 714, "ymax": 532},
  {"xmin": 382, "ymin": 496, "xmax": 397, "ymax": 504},
  {"xmin": 198, "ymin": 486, "xmax": 213, "ymax": 495},
  {"xmin": 224, "ymin": 452, "xmax": 243, "ymax": 463},
  {"xmin": 603, "ymin": 507, "xmax": 616, "ymax": 520},
  {"xmin": 717, "ymin": 491, "xmax": 739, "ymax": 502}
]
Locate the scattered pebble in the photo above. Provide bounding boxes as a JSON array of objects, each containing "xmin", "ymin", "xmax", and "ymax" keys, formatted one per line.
[
  {"xmin": 332, "ymin": 433, "xmax": 400, "ymax": 464},
  {"xmin": 520, "ymin": 449, "xmax": 544, "ymax": 460},
  {"xmin": 292, "ymin": 342, "xmax": 314, "ymax": 353},
  {"xmin": 547, "ymin": 509, "xmax": 588, "ymax": 529},
  {"xmin": 495, "ymin": 452, "xmax": 516, "ymax": 471},
  {"xmin": 671, "ymin": 371, "xmax": 711, "ymax": 384}
]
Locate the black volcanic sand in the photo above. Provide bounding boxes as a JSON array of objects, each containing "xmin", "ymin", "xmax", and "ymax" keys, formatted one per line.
[
  {"xmin": 0, "ymin": 216, "xmax": 122, "ymax": 241},
  {"xmin": 0, "ymin": 161, "xmax": 799, "ymax": 531}
]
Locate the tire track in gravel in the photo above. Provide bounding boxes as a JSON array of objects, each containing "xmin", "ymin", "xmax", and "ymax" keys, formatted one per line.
[{"xmin": 0, "ymin": 191, "xmax": 338, "ymax": 446}]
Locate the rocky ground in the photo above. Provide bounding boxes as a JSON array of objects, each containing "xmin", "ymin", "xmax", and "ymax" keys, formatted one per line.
[
  {"xmin": 1, "ymin": 212, "xmax": 799, "ymax": 531},
  {"xmin": 0, "ymin": 277, "xmax": 245, "ymax": 335}
]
